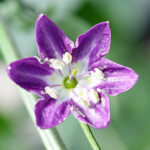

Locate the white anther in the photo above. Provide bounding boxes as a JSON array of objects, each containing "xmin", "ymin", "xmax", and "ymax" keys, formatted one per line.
[
  {"xmin": 91, "ymin": 68, "xmax": 105, "ymax": 81},
  {"xmin": 89, "ymin": 89, "xmax": 99, "ymax": 103},
  {"xmin": 49, "ymin": 59, "xmax": 65, "ymax": 70},
  {"xmin": 75, "ymin": 88, "xmax": 87, "ymax": 99},
  {"xmin": 45, "ymin": 86, "xmax": 58, "ymax": 99},
  {"xmin": 80, "ymin": 98, "xmax": 90, "ymax": 108},
  {"xmin": 63, "ymin": 52, "xmax": 72, "ymax": 64},
  {"xmin": 74, "ymin": 88, "xmax": 90, "ymax": 107}
]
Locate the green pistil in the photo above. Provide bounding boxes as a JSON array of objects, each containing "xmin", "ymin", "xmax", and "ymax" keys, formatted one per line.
[
  {"xmin": 63, "ymin": 76, "xmax": 77, "ymax": 89},
  {"xmin": 72, "ymin": 69, "xmax": 77, "ymax": 76}
]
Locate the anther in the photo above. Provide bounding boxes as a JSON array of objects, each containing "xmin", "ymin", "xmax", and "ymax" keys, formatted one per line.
[
  {"xmin": 91, "ymin": 68, "xmax": 105, "ymax": 81},
  {"xmin": 89, "ymin": 89, "xmax": 99, "ymax": 103},
  {"xmin": 45, "ymin": 86, "xmax": 58, "ymax": 99},
  {"xmin": 80, "ymin": 98, "xmax": 90, "ymax": 107},
  {"xmin": 63, "ymin": 52, "xmax": 72, "ymax": 64},
  {"xmin": 49, "ymin": 59, "xmax": 65, "ymax": 70}
]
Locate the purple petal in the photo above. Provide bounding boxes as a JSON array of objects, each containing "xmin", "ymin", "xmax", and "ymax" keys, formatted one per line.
[
  {"xmin": 34, "ymin": 96, "xmax": 71, "ymax": 129},
  {"xmin": 89, "ymin": 58, "xmax": 139, "ymax": 96},
  {"xmin": 36, "ymin": 14, "xmax": 74, "ymax": 60},
  {"xmin": 7, "ymin": 57, "xmax": 53, "ymax": 96},
  {"xmin": 72, "ymin": 22, "xmax": 111, "ymax": 63},
  {"xmin": 71, "ymin": 93, "xmax": 110, "ymax": 128}
]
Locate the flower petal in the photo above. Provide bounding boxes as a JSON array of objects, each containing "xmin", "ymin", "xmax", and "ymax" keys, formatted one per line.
[
  {"xmin": 7, "ymin": 57, "xmax": 54, "ymax": 96},
  {"xmin": 34, "ymin": 96, "xmax": 71, "ymax": 129},
  {"xmin": 89, "ymin": 58, "xmax": 139, "ymax": 96},
  {"xmin": 71, "ymin": 92, "xmax": 110, "ymax": 128},
  {"xmin": 72, "ymin": 22, "xmax": 111, "ymax": 63},
  {"xmin": 36, "ymin": 14, "xmax": 74, "ymax": 60}
]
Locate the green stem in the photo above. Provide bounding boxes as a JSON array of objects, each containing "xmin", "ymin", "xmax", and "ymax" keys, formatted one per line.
[
  {"xmin": 0, "ymin": 15, "xmax": 67, "ymax": 150},
  {"xmin": 79, "ymin": 122, "xmax": 101, "ymax": 150}
]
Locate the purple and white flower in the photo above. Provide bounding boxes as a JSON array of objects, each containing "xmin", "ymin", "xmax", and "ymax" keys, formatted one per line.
[{"xmin": 7, "ymin": 14, "xmax": 138, "ymax": 129}]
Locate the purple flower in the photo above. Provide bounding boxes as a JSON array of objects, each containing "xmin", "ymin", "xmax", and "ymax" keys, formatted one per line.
[{"xmin": 7, "ymin": 14, "xmax": 138, "ymax": 129}]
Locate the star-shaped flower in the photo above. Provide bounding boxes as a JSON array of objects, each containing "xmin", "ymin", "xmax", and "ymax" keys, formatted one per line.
[{"xmin": 7, "ymin": 14, "xmax": 138, "ymax": 129}]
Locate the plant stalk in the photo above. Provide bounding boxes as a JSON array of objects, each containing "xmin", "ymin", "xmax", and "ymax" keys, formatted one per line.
[{"xmin": 79, "ymin": 122, "xmax": 101, "ymax": 150}]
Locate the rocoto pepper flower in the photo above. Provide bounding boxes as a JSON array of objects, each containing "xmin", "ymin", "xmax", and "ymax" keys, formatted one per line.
[{"xmin": 7, "ymin": 14, "xmax": 138, "ymax": 129}]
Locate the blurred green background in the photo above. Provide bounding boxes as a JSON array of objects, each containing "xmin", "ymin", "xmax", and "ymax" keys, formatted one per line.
[{"xmin": 0, "ymin": 0, "xmax": 150, "ymax": 150}]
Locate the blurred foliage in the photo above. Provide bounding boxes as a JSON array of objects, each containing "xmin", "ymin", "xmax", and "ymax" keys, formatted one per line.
[
  {"xmin": 0, "ymin": 0, "xmax": 150, "ymax": 150},
  {"xmin": 0, "ymin": 115, "xmax": 12, "ymax": 136},
  {"xmin": 0, "ymin": 0, "xmax": 5, "ymax": 3}
]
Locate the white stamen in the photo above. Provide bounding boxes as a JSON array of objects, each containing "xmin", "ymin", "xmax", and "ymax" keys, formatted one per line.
[
  {"xmin": 80, "ymin": 98, "xmax": 90, "ymax": 108},
  {"xmin": 91, "ymin": 68, "xmax": 105, "ymax": 81},
  {"xmin": 49, "ymin": 59, "xmax": 65, "ymax": 70},
  {"xmin": 73, "ymin": 88, "xmax": 90, "ymax": 107},
  {"xmin": 63, "ymin": 52, "xmax": 72, "ymax": 64},
  {"xmin": 76, "ymin": 88, "xmax": 87, "ymax": 98},
  {"xmin": 89, "ymin": 89, "xmax": 99, "ymax": 103},
  {"xmin": 45, "ymin": 86, "xmax": 58, "ymax": 99}
]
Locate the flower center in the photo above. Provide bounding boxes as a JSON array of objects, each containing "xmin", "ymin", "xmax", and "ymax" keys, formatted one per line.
[{"xmin": 63, "ymin": 76, "xmax": 77, "ymax": 89}]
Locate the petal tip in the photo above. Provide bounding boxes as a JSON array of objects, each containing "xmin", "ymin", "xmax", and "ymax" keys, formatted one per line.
[
  {"xmin": 130, "ymin": 70, "xmax": 139, "ymax": 86},
  {"xmin": 6, "ymin": 63, "xmax": 13, "ymax": 79},
  {"xmin": 105, "ymin": 21, "xmax": 109, "ymax": 24},
  {"xmin": 38, "ymin": 13, "xmax": 46, "ymax": 20},
  {"xmin": 99, "ymin": 21, "xmax": 110, "ymax": 26},
  {"xmin": 6, "ymin": 64, "xmax": 11, "ymax": 72},
  {"xmin": 136, "ymin": 72, "xmax": 139, "ymax": 79},
  {"xmin": 103, "ymin": 119, "xmax": 110, "ymax": 128},
  {"xmin": 95, "ymin": 21, "xmax": 110, "ymax": 28},
  {"xmin": 36, "ymin": 14, "xmax": 48, "ymax": 26},
  {"xmin": 134, "ymin": 73, "xmax": 139, "ymax": 83}
]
